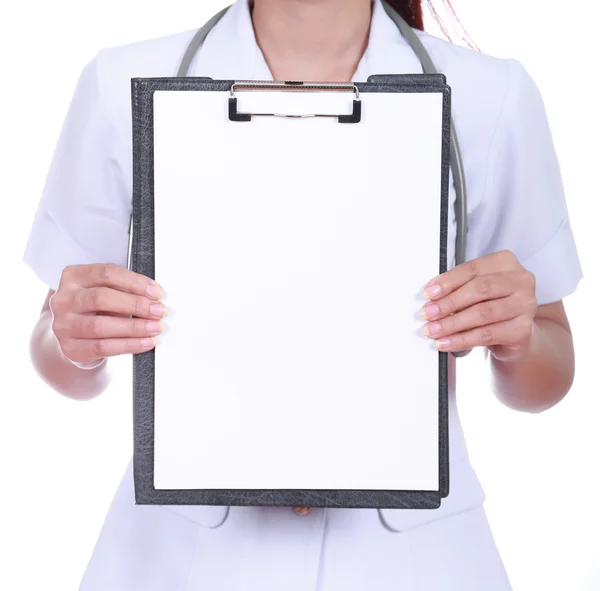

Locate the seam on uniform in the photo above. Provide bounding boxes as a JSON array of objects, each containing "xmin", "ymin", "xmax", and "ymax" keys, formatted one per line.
[
  {"xmin": 313, "ymin": 510, "xmax": 329, "ymax": 591},
  {"xmin": 479, "ymin": 57, "xmax": 515, "ymax": 212},
  {"xmin": 520, "ymin": 218, "xmax": 567, "ymax": 266},
  {"xmin": 94, "ymin": 48, "xmax": 126, "ymax": 151},
  {"xmin": 179, "ymin": 525, "xmax": 203, "ymax": 591},
  {"xmin": 41, "ymin": 206, "xmax": 97, "ymax": 264},
  {"xmin": 95, "ymin": 47, "xmax": 131, "ymax": 190}
]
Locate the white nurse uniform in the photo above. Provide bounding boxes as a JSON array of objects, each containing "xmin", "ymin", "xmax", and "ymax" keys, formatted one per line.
[{"xmin": 23, "ymin": 0, "xmax": 583, "ymax": 589}]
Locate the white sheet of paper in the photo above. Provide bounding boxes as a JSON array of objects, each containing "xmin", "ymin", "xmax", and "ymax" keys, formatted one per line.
[{"xmin": 153, "ymin": 89, "xmax": 443, "ymax": 491}]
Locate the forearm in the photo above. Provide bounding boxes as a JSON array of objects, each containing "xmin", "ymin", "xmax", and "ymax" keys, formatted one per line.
[
  {"xmin": 487, "ymin": 318, "xmax": 575, "ymax": 413},
  {"xmin": 30, "ymin": 309, "xmax": 111, "ymax": 401}
]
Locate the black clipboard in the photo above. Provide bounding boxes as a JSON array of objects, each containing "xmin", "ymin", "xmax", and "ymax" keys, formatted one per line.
[{"xmin": 130, "ymin": 75, "xmax": 450, "ymax": 509}]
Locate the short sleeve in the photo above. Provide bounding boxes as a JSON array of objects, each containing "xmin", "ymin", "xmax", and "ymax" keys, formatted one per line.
[
  {"xmin": 468, "ymin": 58, "xmax": 583, "ymax": 305},
  {"xmin": 22, "ymin": 50, "xmax": 131, "ymax": 292}
]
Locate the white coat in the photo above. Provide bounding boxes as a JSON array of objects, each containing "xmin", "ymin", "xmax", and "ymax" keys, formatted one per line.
[{"xmin": 22, "ymin": 0, "xmax": 583, "ymax": 589}]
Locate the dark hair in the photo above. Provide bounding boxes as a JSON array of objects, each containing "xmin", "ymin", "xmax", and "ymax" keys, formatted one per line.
[
  {"xmin": 384, "ymin": 0, "xmax": 478, "ymax": 50},
  {"xmin": 385, "ymin": 0, "xmax": 425, "ymax": 30}
]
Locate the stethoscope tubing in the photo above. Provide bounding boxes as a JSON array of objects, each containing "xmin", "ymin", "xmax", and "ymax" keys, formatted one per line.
[{"xmin": 176, "ymin": 1, "xmax": 471, "ymax": 357}]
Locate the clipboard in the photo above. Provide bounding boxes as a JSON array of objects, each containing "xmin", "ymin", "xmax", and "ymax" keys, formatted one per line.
[{"xmin": 130, "ymin": 75, "xmax": 450, "ymax": 509}]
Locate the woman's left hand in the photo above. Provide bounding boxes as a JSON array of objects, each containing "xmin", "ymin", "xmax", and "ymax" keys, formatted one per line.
[{"xmin": 421, "ymin": 250, "xmax": 538, "ymax": 361}]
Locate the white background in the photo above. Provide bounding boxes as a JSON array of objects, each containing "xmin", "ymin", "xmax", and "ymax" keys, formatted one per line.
[{"xmin": 0, "ymin": 0, "xmax": 598, "ymax": 589}]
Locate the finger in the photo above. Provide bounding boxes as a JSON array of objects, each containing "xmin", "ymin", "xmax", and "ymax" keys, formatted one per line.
[
  {"xmin": 421, "ymin": 272, "xmax": 515, "ymax": 320},
  {"xmin": 423, "ymin": 250, "xmax": 519, "ymax": 301},
  {"xmin": 61, "ymin": 263, "xmax": 163, "ymax": 300},
  {"xmin": 61, "ymin": 314, "xmax": 164, "ymax": 340},
  {"xmin": 61, "ymin": 336, "xmax": 158, "ymax": 362},
  {"xmin": 68, "ymin": 287, "xmax": 168, "ymax": 318},
  {"xmin": 433, "ymin": 315, "xmax": 533, "ymax": 353},
  {"xmin": 423, "ymin": 295, "xmax": 520, "ymax": 339}
]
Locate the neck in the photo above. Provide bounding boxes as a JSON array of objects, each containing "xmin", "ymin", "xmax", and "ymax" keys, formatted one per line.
[{"xmin": 251, "ymin": 0, "xmax": 373, "ymax": 82}]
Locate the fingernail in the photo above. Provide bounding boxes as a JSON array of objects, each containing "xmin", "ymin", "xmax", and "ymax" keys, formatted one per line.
[
  {"xmin": 141, "ymin": 337, "xmax": 157, "ymax": 348},
  {"xmin": 146, "ymin": 283, "xmax": 164, "ymax": 299},
  {"xmin": 146, "ymin": 321, "xmax": 163, "ymax": 335},
  {"xmin": 150, "ymin": 303, "xmax": 168, "ymax": 318},
  {"xmin": 421, "ymin": 303, "xmax": 440, "ymax": 320},
  {"xmin": 424, "ymin": 284, "xmax": 442, "ymax": 299},
  {"xmin": 423, "ymin": 322, "xmax": 442, "ymax": 337},
  {"xmin": 435, "ymin": 338, "xmax": 452, "ymax": 350}
]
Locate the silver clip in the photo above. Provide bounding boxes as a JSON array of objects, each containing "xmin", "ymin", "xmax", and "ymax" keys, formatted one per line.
[{"xmin": 228, "ymin": 81, "xmax": 362, "ymax": 123}]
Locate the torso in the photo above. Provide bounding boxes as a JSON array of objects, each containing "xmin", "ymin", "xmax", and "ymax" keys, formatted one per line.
[{"xmin": 78, "ymin": 1, "xmax": 518, "ymax": 587}]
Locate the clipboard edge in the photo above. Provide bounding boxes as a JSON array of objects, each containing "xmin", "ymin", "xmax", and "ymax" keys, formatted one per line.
[{"xmin": 130, "ymin": 75, "xmax": 451, "ymax": 509}]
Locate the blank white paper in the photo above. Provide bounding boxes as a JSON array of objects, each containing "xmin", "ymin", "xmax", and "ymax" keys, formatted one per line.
[{"xmin": 153, "ymin": 89, "xmax": 444, "ymax": 491}]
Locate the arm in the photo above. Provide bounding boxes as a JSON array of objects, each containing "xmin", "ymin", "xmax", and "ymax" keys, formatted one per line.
[
  {"xmin": 22, "ymin": 55, "xmax": 160, "ymax": 399},
  {"xmin": 486, "ymin": 301, "xmax": 575, "ymax": 413},
  {"xmin": 30, "ymin": 289, "xmax": 110, "ymax": 401},
  {"xmin": 426, "ymin": 60, "xmax": 582, "ymax": 412}
]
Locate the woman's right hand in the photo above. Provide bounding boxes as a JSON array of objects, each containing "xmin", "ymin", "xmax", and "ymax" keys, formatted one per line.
[{"xmin": 49, "ymin": 263, "xmax": 167, "ymax": 366}]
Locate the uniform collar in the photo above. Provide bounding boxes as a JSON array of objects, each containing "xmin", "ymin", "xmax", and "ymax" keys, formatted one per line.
[
  {"xmin": 192, "ymin": 0, "xmax": 422, "ymax": 81},
  {"xmin": 191, "ymin": 0, "xmax": 271, "ymax": 79},
  {"xmin": 354, "ymin": 0, "xmax": 424, "ymax": 80}
]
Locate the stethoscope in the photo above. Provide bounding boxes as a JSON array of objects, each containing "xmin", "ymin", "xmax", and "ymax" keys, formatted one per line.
[{"xmin": 176, "ymin": 1, "xmax": 471, "ymax": 358}]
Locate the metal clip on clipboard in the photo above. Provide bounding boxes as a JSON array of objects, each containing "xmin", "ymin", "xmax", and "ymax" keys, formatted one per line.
[{"xmin": 228, "ymin": 81, "xmax": 362, "ymax": 123}]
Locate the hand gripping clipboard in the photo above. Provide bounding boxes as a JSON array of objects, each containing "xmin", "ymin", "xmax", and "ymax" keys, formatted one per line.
[{"xmin": 130, "ymin": 75, "xmax": 450, "ymax": 509}]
